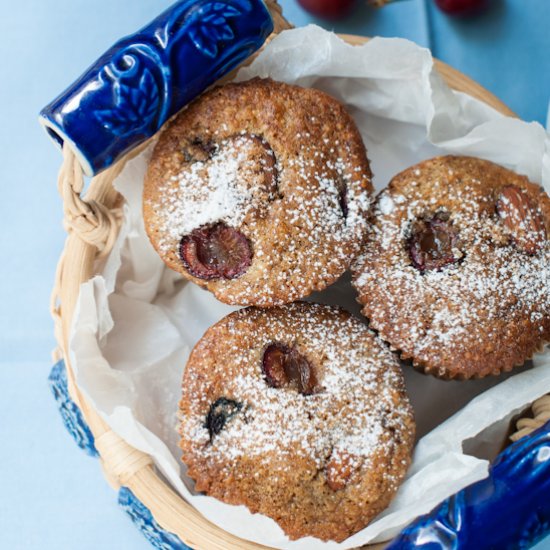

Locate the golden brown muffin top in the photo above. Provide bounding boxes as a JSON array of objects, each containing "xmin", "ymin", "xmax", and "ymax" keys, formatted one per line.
[
  {"xmin": 353, "ymin": 155, "xmax": 550, "ymax": 379},
  {"xmin": 144, "ymin": 78, "xmax": 373, "ymax": 307},
  {"xmin": 179, "ymin": 303, "xmax": 415, "ymax": 541}
]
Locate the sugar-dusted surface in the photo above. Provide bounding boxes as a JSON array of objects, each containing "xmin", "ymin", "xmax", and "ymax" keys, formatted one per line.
[
  {"xmin": 353, "ymin": 156, "xmax": 550, "ymax": 379},
  {"xmin": 179, "ymin": 303, "xmax": 415, "ymax": 542},
  {"xmin": 152, "ymin": 134, "xmax": 278, "ymax": 254},
  {"xmin": 66, "ymin": 27, "xmax": 550, "ymax": 550},
  {"xmin": 143, "ymin": 78, "xmax": 373, "ymax": 307}
]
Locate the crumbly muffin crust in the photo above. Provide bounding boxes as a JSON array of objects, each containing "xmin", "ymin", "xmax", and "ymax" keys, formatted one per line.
[
  {"xmin": 144, "ymin": 78, "xmax": 373, "ymax": 306},
  {"xmin": 178, "ymin": 303, "xmax": 415, "ymax": 542},
  {"xmin": 352, "ymin": 156, "xmax": 550, "ymax": 379}
]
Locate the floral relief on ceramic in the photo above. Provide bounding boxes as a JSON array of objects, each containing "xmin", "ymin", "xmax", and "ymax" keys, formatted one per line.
[
  {"xmin": 48, "ymin": 360, "xmax": 98, "ymax": 457},
  {"xmin": 39, "ymin": 0, "xmax": 273, "ymax": 176},
  {"xmin": 119, "ymin": 487, "xmax": 190, "ymax": 550}
]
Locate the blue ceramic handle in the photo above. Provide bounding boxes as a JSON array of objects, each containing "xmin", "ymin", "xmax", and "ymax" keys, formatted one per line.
[
  {"xmin": 49, "ymin": 361, "xmax": 190, "ymax": 548},
  {"xmin": 387, "ymin": 419, "xmax": 550, "ymax": 549},
  {"xmin": 119, "ymin": 487, "xmax": 191, "ymax": 549},
  {"xmin": 48, "ymin": 360, "xmax": 98, "ymax": 457},
  {"xmin": 39, "ymin": 0, "xmax": 273, "ymax": 176}
]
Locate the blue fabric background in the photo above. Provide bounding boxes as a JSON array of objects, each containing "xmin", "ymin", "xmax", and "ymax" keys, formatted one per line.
[{"xmin": 0, "ymin": 0, "xmax": 548, "ymax": 548}]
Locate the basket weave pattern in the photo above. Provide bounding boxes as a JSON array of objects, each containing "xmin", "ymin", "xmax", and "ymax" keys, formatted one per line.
[{"xmin": 49, "ymin": 7, "xmax": 538, "ymax": 547}]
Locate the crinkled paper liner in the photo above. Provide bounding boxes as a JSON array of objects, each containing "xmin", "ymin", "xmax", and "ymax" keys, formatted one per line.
[{"xmin": 70, "ymin": 26, "xmax": 550, "ymax": 549}]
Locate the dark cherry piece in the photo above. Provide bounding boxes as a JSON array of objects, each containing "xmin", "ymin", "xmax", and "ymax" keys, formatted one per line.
[
  {"xmin": 261, "ymin": 343, "xmax": 290, "ymax": 388},
  {"xmin": 180, "ymin": 223, "xmax": 252, "ymax": 280},
  {"xmin": 244, "ymin": 134, "xmax": 280, "ymax": 200},
  {"xmin": 262, "ymin": 343, "xmax": 318, "ymax": 395},
  {"xmin": 205, "ymin": 397, "xmax": 243, "ymax": 441},
  {"xmin": 434, "ymin": 0, "xmax": 488, "ymax": 15},
  {"xmin": 297, "ymin": 0, "xmax": 355, "ymax": 19},
  {"xmin": 182, "ymin": 137, "xmax": 217, "ymax": 162},
  {"xmin": 496, "ymin": 184, "xmax": 547, "ymax": 255},
  {"xmin": 408, "ymin": 213, "xmax": 459, "ymax": 272},
  {"xmin": 338, "ymin": 185, "xmax": 348, "ymax": 218}
]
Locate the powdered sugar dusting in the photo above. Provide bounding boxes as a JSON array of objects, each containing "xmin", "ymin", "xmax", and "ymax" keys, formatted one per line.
[
  {"xmin": 149, "ymin": 135, "xmax": 277, "ymax": 253},
  {"xmin": 180, "ymin": 304, "xmax": 413, "ymax": 475},
  {"xmin": 145, "ymin": 134, "xmax": 372, "ymax": 305},
  {"xmin": 143, "ymin": 80, "xmax": 375, "ymax": 306},
  {"xmin": 354, "ymin": 161, "xmax": 550, "ymax": 376},
  {"xmin": 211, "ymin": 138, "xmax": 373, "ymax": 305},
  {"xmin": 285, "ymin": 142, "xmax": 372, "ymax": 239},
  {"xmin": 378, "ymin": 194, "xmax": 395, "ymax": 215}
]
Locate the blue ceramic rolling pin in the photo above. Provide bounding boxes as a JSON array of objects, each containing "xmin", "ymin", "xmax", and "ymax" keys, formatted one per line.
[
  {"xmin": 387, "ymin": 419, "xmax": 550, "ymax": 549},
  {"xmin": 39, "ymin": 0, "xmax": 274, "ymax": 176}
]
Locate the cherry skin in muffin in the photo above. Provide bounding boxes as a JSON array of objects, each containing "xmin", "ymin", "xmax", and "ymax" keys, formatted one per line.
[
  {"xmin": 407, "ymin": 212, "xmax": 460, "ymax": 271},
  {"xmin": 353, "ymin": 156, "xmax": 550, "ymax": 379},
  {"xmin": 261, "ymin": 342, "xmax": 318, "ymax": 394},
  {"xmin": 180, "ymin": 223, "xmax": 252, "ymax": 280},
  {"xmin": 179, "ymin": 303, "xmax": 415, "ymax": 542},
  {"xmin": 143, "ymin": 78, "xmax": 373, "ymax": 307}
]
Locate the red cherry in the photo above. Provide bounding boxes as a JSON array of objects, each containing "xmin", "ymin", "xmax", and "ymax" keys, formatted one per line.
[
  {"xmin": 180, "ymin": 223, "xmax": 252, "ymax": 280},
  {"xmin": 434, "ymin": 0, "xmax": 488, "ymax": 15},
  {"xmin": 262, "ymin": 343, "xmax": 318, "ymax": 395},
  {"xmin": 296, "ymin": 0, "xmax": 355, "ymax": 20},
  {"xmin": 408, "ymin": 213, "xmax": 460, "ymax": 272}
]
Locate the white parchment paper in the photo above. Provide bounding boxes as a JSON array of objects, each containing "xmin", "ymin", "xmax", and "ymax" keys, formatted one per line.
[{"xmin": 70, "ymin": 26, "xmax": 550, "ymax": 548}]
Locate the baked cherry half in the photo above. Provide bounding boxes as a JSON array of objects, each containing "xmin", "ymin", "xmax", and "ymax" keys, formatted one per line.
[
  {"xmin": 408, "ymin": 212, "xmax": 460, "ymax": 272},
  {"xmin": 496, "ymin": 184, "xmax": 547, "ymax": 255},
  {"xmin": 180, "ymin": 223, "xmax": 252, "ymax": 280},
  {"xmin": 261, "ymin": 343, "xmax": 318, "ymax": 395}
]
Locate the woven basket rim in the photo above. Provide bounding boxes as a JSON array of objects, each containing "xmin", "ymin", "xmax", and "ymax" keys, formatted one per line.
[{"xmin": 52, "ymin": 24, "xmax": 524, "ymax": 550}]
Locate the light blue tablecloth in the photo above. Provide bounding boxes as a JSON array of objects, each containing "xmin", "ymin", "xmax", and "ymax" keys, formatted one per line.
[{"xmin": 0, "ymin": 0, "xmax": 548, "ymax": 548}]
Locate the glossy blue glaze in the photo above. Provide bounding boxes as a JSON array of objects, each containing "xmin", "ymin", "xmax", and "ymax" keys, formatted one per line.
[
  {"xmin": 39, "ymin": 0, "xmax": 273, "ymax": 176},
  {"xmin": 119, "ymin": 487, "xmax": 192, "ymax": 550},
  {"xmin": 387, "ymin": 419, "xmax": 550, "ymax": 549},
  {"xmin": 48, "ymin": 360, "xmax": 98, "ymax": 457}
]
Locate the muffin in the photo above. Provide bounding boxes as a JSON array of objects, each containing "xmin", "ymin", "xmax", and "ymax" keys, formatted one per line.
[
  {"xmin": 178, "ymin": 302, "xmax": 415, "ymax": 542},
  {"xmin": 143, "ymin": 78, "xmax": 373, "ymax": 307},
  {"xmin": 352, "ymin": 156, "xmax": 550, "ymax": 379}
]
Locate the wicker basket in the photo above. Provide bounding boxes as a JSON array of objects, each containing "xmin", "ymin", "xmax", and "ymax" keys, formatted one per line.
[{"xmin": 48, "ymin": 2, "xmax": 548, "ymax": 548}]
